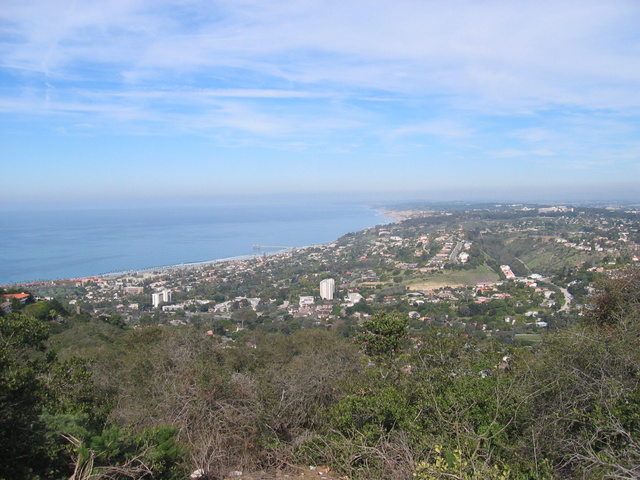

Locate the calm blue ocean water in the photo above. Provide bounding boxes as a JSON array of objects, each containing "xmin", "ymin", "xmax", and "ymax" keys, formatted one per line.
[{"xmin": 0, "ymin": 203, "xmax": 388, "ymax": 285}]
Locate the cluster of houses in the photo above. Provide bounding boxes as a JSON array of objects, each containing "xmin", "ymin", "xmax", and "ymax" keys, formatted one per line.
[
  {"xmin": 1, "ymin": 292, "xmax": 31, "ymax": 314},
  {"xmin": 9, "ymin": 205, "xmax": 637, "ymax": 339},
  {"xmin": 365, "ymin": 230, "xmax": 472, "ymax": 272}
]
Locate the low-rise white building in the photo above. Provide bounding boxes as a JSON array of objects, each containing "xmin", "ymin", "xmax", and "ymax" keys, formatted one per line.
[
  {"xmin": 299, "ymin": 296, "xmax": 315, "ymax": 306},
  {"xmin": 151, "ymin": 290, "xmax": 172, "ymax": 308}
]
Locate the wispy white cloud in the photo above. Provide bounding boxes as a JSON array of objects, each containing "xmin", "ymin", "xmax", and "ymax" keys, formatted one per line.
[
  {"xmin": 489, "ymin": 148, "xmax": 556, "ymax": 158},
  {"xmin": 389, "ymin": 120, "xmax": 474, "ymax": 140},
  {"xmin": 563, "ymin": 159, "xmax": 616, "ymax": 170},
  {"xmin": 3, "ymin": 0, "xmax": 639, "ymax": 109},
  {"xmin": 108, "ymin": 88, "xmax": 330, "ymax": 99},
  {"xmin": 1, "ymin": 0, "xmax": 639, "ymax": 201}
]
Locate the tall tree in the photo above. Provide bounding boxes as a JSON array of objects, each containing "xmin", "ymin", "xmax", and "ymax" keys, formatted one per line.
[
  {"xmin": 358, "ymin": 312, "xmax": 408, "ymax": 366},
  {"xmin": 0, "ymin": 313, "xmax": 50, "ymax": 479}
]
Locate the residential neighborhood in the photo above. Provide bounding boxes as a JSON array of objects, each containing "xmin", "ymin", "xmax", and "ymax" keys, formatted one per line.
[
  {"xmin": 7, "ymin": 203, "xmax": 639, "ymax": 345},
  {"xmin": 4, "ymin": 202, "xmax": 640, "ymax": 480}
]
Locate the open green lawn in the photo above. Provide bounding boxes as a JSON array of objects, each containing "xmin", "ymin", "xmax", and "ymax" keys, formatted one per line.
[
  {"xmin": 515, "ymin": 333, "xmax": 543, "ymax": 344},
  {"xmin": 521, "ymin": 243, "xmax": 603, "ymax": 274},
  {"xmin": 407, "ymin": 264, "xmax": 500, "ymax": 290}
]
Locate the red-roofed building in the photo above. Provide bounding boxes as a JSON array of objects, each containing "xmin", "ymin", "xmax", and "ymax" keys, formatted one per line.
[{"xmin": 3, "ymin": 293, "xmax": 31, "ymax": 305}]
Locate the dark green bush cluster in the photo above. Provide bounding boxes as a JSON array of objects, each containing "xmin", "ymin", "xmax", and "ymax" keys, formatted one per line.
[{"xmin": 3, "ymin": 270, "xmax": 640, "ymax": 479}]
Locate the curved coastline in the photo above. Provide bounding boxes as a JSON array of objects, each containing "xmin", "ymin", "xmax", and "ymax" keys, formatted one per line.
[
  {"xmin": 98, "ymin": 249, "xmax": 296, "ymax": 280},
  {"xmin": 3, "ymin": 205, "xmax": 396, "ymax": 287}
]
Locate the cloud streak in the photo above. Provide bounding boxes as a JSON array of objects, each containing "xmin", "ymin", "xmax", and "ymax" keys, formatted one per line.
[
  {"xmin": 1, "ymin": 0, "xmax": 639, "ymax": 203},
  {"xmin": 4, "ymin": 0, "xmax": 639, "ymax": 106}
]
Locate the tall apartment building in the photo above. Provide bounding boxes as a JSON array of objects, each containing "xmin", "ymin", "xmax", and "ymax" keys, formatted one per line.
[
  {"xmin": 151, "ymin": 290, "xmax": 172, "ymax": 308},
  {"xmin": 319, "ymin": 278, "xmax": 335, "ymax": 300}
]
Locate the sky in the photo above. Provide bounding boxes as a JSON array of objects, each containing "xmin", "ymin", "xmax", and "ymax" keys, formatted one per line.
[{"xmin": 1, "ymin": 0, "xmax": 640, "ymax": 208}]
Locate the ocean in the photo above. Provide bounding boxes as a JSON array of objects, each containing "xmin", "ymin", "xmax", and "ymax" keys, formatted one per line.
[{"xmin": 0, "ymin": 202, "xmax": 389, "ymax": 285}]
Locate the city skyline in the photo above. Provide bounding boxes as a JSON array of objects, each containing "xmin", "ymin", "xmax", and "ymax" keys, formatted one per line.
[{"xmin": 2, "ymin": 0, "xmax": 640, "ymax": 208}]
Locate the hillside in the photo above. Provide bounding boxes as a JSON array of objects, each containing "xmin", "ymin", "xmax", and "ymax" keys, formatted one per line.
[{"xmin": 2, "ymin": 203, "xmax": 640, "ymax": 479}]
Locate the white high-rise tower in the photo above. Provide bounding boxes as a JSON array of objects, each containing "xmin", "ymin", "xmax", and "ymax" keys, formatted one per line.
[{"xmin": 319, "ymin": 278, "xmax": 335, "ymax": 300}]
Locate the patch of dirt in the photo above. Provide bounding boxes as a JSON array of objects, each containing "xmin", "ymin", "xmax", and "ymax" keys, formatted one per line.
[
  {"xmin": 408, "ymin": 280, "xmax": 467, "ymax": 290},
  {"xmin": 220, "ymin": 466, "xmax": 347, "ymax": 480}
]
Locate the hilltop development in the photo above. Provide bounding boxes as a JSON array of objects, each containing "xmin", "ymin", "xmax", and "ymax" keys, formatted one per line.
[{"xmin": 2, "ymin": 202, "xmax": 640, "ymax": 480}]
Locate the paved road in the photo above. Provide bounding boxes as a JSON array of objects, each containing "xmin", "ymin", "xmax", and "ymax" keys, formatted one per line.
[
  {"xmin": 542, "ymin": 277, "xmax": 573, "ymax": 312},
  {"xmin": 449, "ymin": 241, "xmax": 464, "ymax": 264},
  {"xmin": 557, "ymin": 285, "xmax": 573, "ymax": 312}
]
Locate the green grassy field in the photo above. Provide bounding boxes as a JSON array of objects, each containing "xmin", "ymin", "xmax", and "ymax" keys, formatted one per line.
[
  {"xmin": 518, "ymin": 242, "xmax": 602, "ymax": 274},
  {"xmin": 515, "ymin": 333, "xmax": 543, "ymax": 344},
  {"xmin": 407, "ymin": 265, "xmax": 500, "ymax": 290}
]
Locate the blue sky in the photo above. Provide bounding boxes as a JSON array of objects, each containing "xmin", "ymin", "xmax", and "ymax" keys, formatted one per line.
[{"xmin": 1, "ymin": 0, "xmax": 640, "ymax": 207}]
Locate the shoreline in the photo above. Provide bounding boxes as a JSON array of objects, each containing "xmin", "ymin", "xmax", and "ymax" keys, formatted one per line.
[
  {"xmin": 2, "ymin": 248, "xmax": 305, "ymax": 288},
  {"xmin": 375, "ymin": 207, "xmax": 419, "ymax": 223},
  {"xmin": 97, "ymin": 247, "xmax": 302, "ymax": 280},
  {"xmin": 2, "ymin": 206, "xmax": 398, "ymax": 288}
]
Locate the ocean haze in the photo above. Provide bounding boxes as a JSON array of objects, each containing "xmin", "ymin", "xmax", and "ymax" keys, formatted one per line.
[{"xmin": 0, "ymin": 203, "xmax": 389, "ymax": 285}]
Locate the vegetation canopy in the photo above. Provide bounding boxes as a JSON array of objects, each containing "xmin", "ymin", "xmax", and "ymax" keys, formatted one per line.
[{"xmin": 2, "ymin": 205, "xmax": 640, "ymax": 479}]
